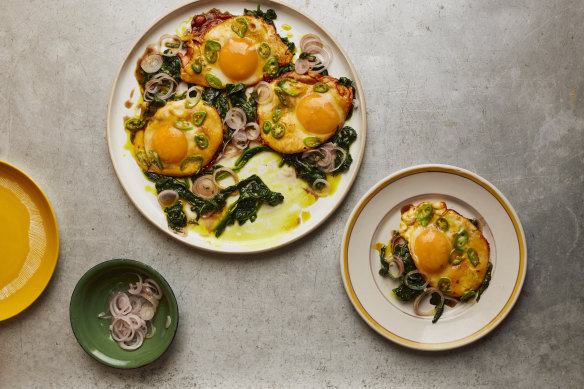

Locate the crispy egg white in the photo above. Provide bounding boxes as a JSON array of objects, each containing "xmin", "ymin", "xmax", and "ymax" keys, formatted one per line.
[
  {"xmin": 180, "ymin": 15, "xmax": 293, "ymax": 88},
  {"xmin": 134, "ymin": 99, "xmax": 223, "ymax": 176},
  {"xmin": 399, "ymin": 202, "xmax": 490, "ymax": 297},
  {"xmin": 257, "ymin": 72, "xmax": 353, "ymax": 154}
]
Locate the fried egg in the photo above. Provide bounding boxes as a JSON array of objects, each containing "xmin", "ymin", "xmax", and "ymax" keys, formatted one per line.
[
  {"xmin": 133, "ymin": 99, "xmax": 223, "ymax": 176},
  {"xmin": 180, "ymin": 15, "xmax": 293, "ymax": 88},
  {"xmin": 257, "ymin": 72, "xmax": 353, "ymax": 154},
  {"xmin": 399, "ymin": 202, "xmax": 490, "ymax": 298}
]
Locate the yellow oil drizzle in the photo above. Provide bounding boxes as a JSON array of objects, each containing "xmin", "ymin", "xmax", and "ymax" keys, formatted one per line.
[
  {"xmin": 123, "ymin": 130, "xmax": 134, "ymax": 153},
  {"xmin": 144, "ymin": 185, "xmax": 157, "ymax": 196},
  {"xmin": 287, "ymin": 33, "xmax": 293, "ymax": 38},
  {"xmin": 134, "ymin": 137, "xmax": 346, "ymax": 248},
  {"xmin": 281, "ymin": 24, "xmax": 292, "ymax": 31},
  {"xmin": 176, "ymin": 16, "xmax": 194, "ymax": 36},
  {"xmin": 191, "ymin": 152, "xmax": 317, "ymax": 247}
]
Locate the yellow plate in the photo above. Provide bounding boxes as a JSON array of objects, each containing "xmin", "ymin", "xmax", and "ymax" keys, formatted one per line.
[{"xmin": 0, "ymin": 161, "xmax": 59, "ymax": 321}]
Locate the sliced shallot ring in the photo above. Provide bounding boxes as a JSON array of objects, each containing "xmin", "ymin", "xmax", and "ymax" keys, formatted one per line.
[
  {"xmin": 326, "ymin": 146, "xmax": 347, "ymax": 173},
  {"xmin": 386, "ymin": 255, "xmax": 405, "ymax": 279},
  {"xmin": 110, "ymin": 292, "xmax": 132, "ymax": 316},
  {"xmin": 159, "ymin": 34, "xmax": 182, "ymax": 56},
  {"xmin": 231, "ymin": 128, "xmax": 249, "ymax": 149},
  {"xmin": 224, "ymin": 107, "xmax": 247, "ymax": 130},
  {"xmin": 306, "ymin": 46, "xmax": 332, "ymax": 72},
  {"xmin": 141, "ymin": 54, "xmax": 163, "ymax": 73},
  {"xmin": 414, "ymin": 287, "xmax": 444, "ymax": 316},
  {"xmin": 300, "ymin": 34, "xmax": 322, "ymax": 51},
  {"xmin": 313, "ymin": 178, "xmax": 331, "ymax": 193},
  {"xmin": 143, "ymin": 278, "xmax": 163, "ymax": 300},
  {"xmin": 192, "ymin": 175, "xmax": 219, "ymax": 200},
  {"xmin": 294, "ymin": 58, "xmax": 310, "ymax": 74},
  {"xmin": 254, "ymin": 81, "xmax": 272, "ymax": 103},
  {"xmin": 212, "ymin": 167, "xmax": 239, "ymax": 190},
  {"xmin": 119, "ymin": 329, "xmax": 145, "ymax": 351},
  {"xmin": 314, "ymin": 148, "xmax": 334, "ymax": 168},
  {"xmin": 391, "ymin": 234, "xmax": 408, "ymax": 252},
  {"xmin": 128, "ymin": 295, "xmax": 143, "ymax": 314},
  {"xmin": 110, "ymin": 316, "xmax": 135, "ymax": 342},
  {"xmin": 245, "ymin": 122, "xmax": 260, "ymax": 140},
  {"xmin": 158, "ymin": 189, "xmax": 179, "ymax": 207},
  {"xmin": 128, "ymin": 273, "xmax": 143, "ymax": 295},
  {"xmin": 146, "ymin": 323, "xmax": 156, "ymax": 339},
  {"xmin": 186, "ymin": 85, "xmax": 203, "ymax": 107},
  {"xmin": 220, "ymin": 141, "xmax": 240, "ymax": 159}
]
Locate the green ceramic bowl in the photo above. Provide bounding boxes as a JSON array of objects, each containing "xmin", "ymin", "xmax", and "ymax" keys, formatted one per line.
[{"xmin": 69, "ymin": 259, "xmax": 179, "ymax": 369}]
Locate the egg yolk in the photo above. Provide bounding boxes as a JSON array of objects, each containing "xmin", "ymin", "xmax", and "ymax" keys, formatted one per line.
[
  {"xmin": 412, "ymin": 229, "xmax": 451, "ymax": 274},
  {"xmin": 151, "ymin": 125, "xmax": 188, "ymax": 164},
  {"xmin": 296, "ymin": 94, "xmax": 341, "ymax": 134},
  {"xmin": 218, "ymin": 38, "xmax": 258, "ymax": 81}
]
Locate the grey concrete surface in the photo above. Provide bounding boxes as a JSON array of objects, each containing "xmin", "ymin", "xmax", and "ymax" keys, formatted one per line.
[{"xmin": 1, "ymin": 0, "xmax": 583, "ymax": 387}]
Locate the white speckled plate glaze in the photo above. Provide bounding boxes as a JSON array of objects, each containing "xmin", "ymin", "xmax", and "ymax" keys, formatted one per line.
[
  {"xmin": 341, "ymin": 165, "xmax": 527, "ymax": 350},
  {"xmin": 107, "ymin": 0, "xmax": 365, "ymax": 253}
]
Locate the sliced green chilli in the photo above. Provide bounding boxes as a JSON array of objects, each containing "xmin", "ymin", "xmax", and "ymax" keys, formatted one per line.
[
  {"xmin": 205, "ymin": 74, "xmax": 223, "ymax": 89},
  {"xmin": 313, "ymin": 82, "xmax": 329, "ymax": 93},
  {"xmin": 438, "ymin": 277, "xmax": 451, "ymax": 293},
  {"xmin": 180, "ymin": 155, "xmax": 203, "ymax": 172},
  {"xmin": 272, "ymin": 123, "xmax": 286, "ymax": 139},
  {"xmin": 449, "ymin": 249, "xmax": 465, "ymax": 265},
  {"xmin": 204, "ymin": 40, "xmax": 221, "ymax": 63},
  {"xmin": 460, "ymin": 291, "xmax": 476, "ymax": 302},
  {"xmin": 124, "ymin": 118, "xmax": 144, "ymax": 131},
  {"xmin": 303, "ymin": 136, "xmax": 322, "ymax": 148},
  {"xmin": 149, "ymin": 151, "xmax": 163, "ymax": 170},
  {"xmin": 454, "ymin": 230, "xmax": 469, "ymax": 249},
  {"xmin": 174, "ymin": 119, "xmax": 193, "ymax": 131},
  {"xmin": 416, "ymin": 204, "xmax": 433, "ymax": 226},
  {"xmin": 467, "ymin": 248, "xmax": 479, "ymax": 266},
  {"xmin": 435, "ymin": 217, "xmax": 449, "ymax": 232},
  {"xmin": 274, "ymin": 87, "xmax": 289, "ymax": 106},
  {"xmin": 258, "ymin": 42, "xmax": 271, "ymax": 58},
  {"xmin": 278, "ymin": 78, "xmax": 301, "ymax": 96},
  {"xmin": 195, "ymin": 134, "xmax": 209, "ymax": 149},
  {"xmin": 231, "ymin": 17, "xmax": 248, "ymax": 38},
  {"xmin": 262, "ymin": 120, "xmax": 273, "ymax": 134},
  {"xmin": 272, "ymin": 105, "xmax": 283, "ymax": 122},
  {"xmin": 191, "ymin": 59, "xmax": 202, "ymax": 74},
  {"xmin": 192, "ymin": 111, "xmax": 207, "ymax": 126},
  {"xmin": 165, "ymin": 42, "xmax": 181, "ymax": 48},
  {"xmin": 136, "ymin": 150, "xmax": 150, "ymax": 167},
  {"xmin": 263, "ymin": 57, "xmax": 279, "ymax": 76}
]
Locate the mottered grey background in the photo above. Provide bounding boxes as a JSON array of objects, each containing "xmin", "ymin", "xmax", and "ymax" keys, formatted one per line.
[{"xmin": 1, "ymin": 0, "xmax": 583, "ymax": 387}]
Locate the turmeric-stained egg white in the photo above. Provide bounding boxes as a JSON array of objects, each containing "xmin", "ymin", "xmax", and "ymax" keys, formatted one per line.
[
  {"xmin": 134, "ymin": 99, "xmax": 223, "ymax": 176},
  {"xmin": 181, "ymin": 15, "xmax": 293, "ymax": 88},
  {"xmin": 399, "ymin": 202, "xmax": 490, "ymax": 297},
  {"xmin": 257, "ymin": 71, "xmax": 353, "ymax": 154}
]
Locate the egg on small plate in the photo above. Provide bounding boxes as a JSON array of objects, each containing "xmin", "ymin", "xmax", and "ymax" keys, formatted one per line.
[
  {"xmin": 133, "ymin": 99, "xmax": 223, "ymax": 176},
  {"xmin": 257, "ymin": 71, "xmax": 353, "ymax": 154},
  {"xmin": 399, "ymin": 202, "xmax": 490, "ymax": 298},
  {"xmin": 180, "ymin": 15, "xmax": 293, "ymax": 89}
]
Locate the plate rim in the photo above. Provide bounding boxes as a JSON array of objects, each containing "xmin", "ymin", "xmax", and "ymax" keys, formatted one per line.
[
  {"xmin": 0, "ymin": 160, "xmax": 60, "ymax": 321},
  {"xmin": 340, "ymin": 164, "xmax": 527, "ymax": 350},
  {"xmin": 69, "ymin": 258, "xmax": 180, "ymax": 369},
  {"xmin": 105, "ymin": 0, "xmax": 367, "ymax": 254}
]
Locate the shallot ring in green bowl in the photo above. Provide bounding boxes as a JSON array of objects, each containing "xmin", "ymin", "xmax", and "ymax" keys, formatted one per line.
[{"xmin": 69, "ymin": 259, "xmax": 179, "ymax": 369}]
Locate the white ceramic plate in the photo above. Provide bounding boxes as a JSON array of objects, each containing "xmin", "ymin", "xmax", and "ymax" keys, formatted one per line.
[
  {"xmin": 107, "ymin": 0, "xmax": 366, "ymax": 253},
  {"xmin": 341, "ymin": 165, "xmax": 527, "ymax": 350}
]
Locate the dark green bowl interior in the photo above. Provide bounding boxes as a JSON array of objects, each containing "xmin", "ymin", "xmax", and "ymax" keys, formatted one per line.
[{"xmin": 69, "ymin": 259, "xmax": 179, "ymax": 369}]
